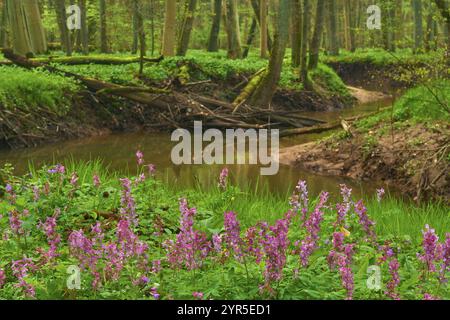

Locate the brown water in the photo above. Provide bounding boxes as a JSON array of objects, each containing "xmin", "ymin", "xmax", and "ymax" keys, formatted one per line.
[{"xmin": 0, "ymin": 98, "xmax": 393, "ymax": 199}]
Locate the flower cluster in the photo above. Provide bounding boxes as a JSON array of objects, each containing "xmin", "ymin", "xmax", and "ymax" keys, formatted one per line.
[
  {"xmin": 298, "ymin": 191, "xmax": 328, "ymax": 267},
  {"xmin": 290, "ymin": 180, "xmax": 308, "ymax": 221},
  {"xmin": 218, "ymin": 168, "xmax": 229, "ymax": 190},
  {"xmin": 164, "ymin": 199, "xmax": 211, "ymax": 270},
  {"xmin": 354, "ymin": 200, "xmax": 376, "ymax": 241},
  {"xmin": 386, "ymin": 258, "xmax": 400, "ymax": 300},
  {"xmin": 223, "ymin": 211, "xmax": 243, "ymax": 260},
  {"xmin": 11, "ymin": 257, "xmax": 36, "ymax": 297},
  {"xmin": 36, "ymin": 209, "xmax": 61, "ymax": 265},
  {"xmin": 136, "ymin": 150, "xmax": 144, "ymax": 166},
  {"xmin": 0, "ymin": 268, "xmax": 5, "ymax": 288},
  {"xmin": 119, "ymin": 178, "xmax": 138, "ymax": 226}
]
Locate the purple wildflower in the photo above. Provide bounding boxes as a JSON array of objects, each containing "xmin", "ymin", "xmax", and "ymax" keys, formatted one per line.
[
  {"xmin": 193, "ymin": 292, "xmax": 204, "ymax": 300},
  {"xmin": 376, "ymin": 188, "xmax": 385, "ymax": 202},
  {"xmin": 11, "ymin": 257, "xmax": 36, "ymax": 297},
  {"xmin": 136, "ymin": 150, "xmax": 144, "ymax": 166},
  {"xmin": 147, "ymin": 164, "xmax": 156, "ymax": 177},
  {"xmin": 218, "ymin": 168, "xmax": 229, "ymax": 190},
  {"xmin": 93, "ymin": 175, "xmax": 101, "ymax": 188},
  {"xmin": 119, "ymin": 178, "xmax": 138, "ymax": 226},
  {"xmin": 290, "ymin": 180, "xmax": 309, "ymax": 221},
  {"xmin": 223, "ymin": 211, "xmax": 243, "ymax": 260},
  {"xmin": 386, "ymin": 258, "xmax": 400, "ymax": 300},
  {"xmin": 418, "ymin": 225, "xmax": 440, "ymax": 272},
  {"xmin": 0, "ymin": 269, "xmax": 5, "ymax": 288},
  {"xmin": 354, "ymin": 200, "xmax": 376, "ymax": 240}
]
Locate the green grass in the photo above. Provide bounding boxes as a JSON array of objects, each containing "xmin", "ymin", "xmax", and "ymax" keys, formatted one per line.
[
  {"xmin": 0, "ymin": 66, "xmax": 79, "ymax": 115},
  {"xmin": 322, "ymin": 48, "xmax": 445, "ymax": 67}
]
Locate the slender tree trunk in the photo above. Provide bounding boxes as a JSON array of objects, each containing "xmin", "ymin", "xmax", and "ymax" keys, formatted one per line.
[
  {"xmin": 413, "ymin": 0, "xmax": 424, "ymax": 53},
  {"xmin": 250, "ymin": 0, "xmax": 272, "ymax": 50},
  {"xmin": 99, "ymin": 0, "xmax": 108, "ymax": 53},
  {"xmin": 54, "ymin": 0, "xmax": 72, "ymax": 56},
  {"xmin": 79, "ymin": 0, "xmax": 88, "ymax": 54},
  {"xmin": 162, "ymin": 0, "xmax": 176, "ymax": 56},
  {"xmin": 291, "ymin": 0, "xmax": 302, "ymax": 67},
  {"xmin": 328, "ymin": 0, "xmax": 339, "ymax": 56},
  {"xmin": 345, "ymin": 0, "xmax": 355, "ymax": 52},
  {"xmin": 22, "ymin": 0, "xmax": 47, "ymax": 54},
  {"xmin": 132, "ymin": 0, "xmax": 139, "ymax": 54},
  {"xmin": 0, "ymin": 1, "xmax": 7, "ymax": 48},
  {"xmin": 243, "ymin": 17, "xmax": 257, "ymax": 58},
  {"xmin": 308, "ymin": 0, "xmax": 325, "ymax": 69},
  {"xmin": 433, "ymin": 0, "xmax": 450, "ymax": 59},
  {"xmin": 225, "ymin": 0, "xmax": 242, "ymax": 59},
  {"xmin": 207, "ymin": 0, "xmax": 222, "ymax": 52},
  {"xmin": 177, "ymin": 0, "xmax": 198, "ymax": 56},
  {"xmin": 248, "ymin": 0, "xmax": 291, "ymax": 107},
  {"xmin": 260, "ymin": 0, "xmax": 268, "ymax": 58},
  {"xmin": 300, "ymin": 0, "xmax": 311, "ymax": 89}
]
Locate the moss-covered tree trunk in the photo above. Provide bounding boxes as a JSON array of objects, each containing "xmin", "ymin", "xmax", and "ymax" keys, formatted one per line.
[
  {"xmin": 225, "ymin": 0, "xmax": 242, "ymax": 59},
  {"xmin": 162, "ymin": 0, "xmax": 176, "ymax": 56},
  {"xmin": 207, "ymin": 0, "xmax": 222, "ymax": 52},
  {"xmin": 177, "ymin": 0, "xmax": 198, "ymax": 56},
  {"xmin": 247, "ymin": 0, "xmax": 291, "ymax": 107},
  {"xmin": 6, "ymin": 0, "xmax": 46, "ymax": 56},
  {"xmin": 22, "ymin": 0, "xmax": 47, "ymax": 54},
  {"xmin": 308, "ymin": 0, "xmax": 325, "ymax": 69}
]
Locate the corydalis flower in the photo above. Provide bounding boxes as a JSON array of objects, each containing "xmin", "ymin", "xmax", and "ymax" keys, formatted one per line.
[
  {"xmin": 290, "ymin": 180, "xmax": 308, "ymax": 221},
  {"xmin": 48, "ymin": 164, "xmax": 65, "ymax": 174},
  {"xmin": 385, "ymin": 258, "xmax": 400, "ymax": 300},
  {"xmin": 218, "ymin": 168, "xmax": 229, "ymax": 190},
  {"xmin": 354, "ymin": 200, "xmax": 376, "ymax": 240},
  {"xmin": 164, "ymin": 199, "xmax": 211, "ymax": 270},
  {"xmin": 136, "ymin": 150, "xmax": 144, "ymax": 166},
  {"xmin": 32, "ymin": 185, "xmax": 40, "ymax": 201},
  {"xmin": 93, "ymin": 175, "xmax": 101, "ymax": 188},
  {"xmin": 193, "ymin": 292, "xmax": 204, "ymax": 300},
  {"xmin": 11, "ymin": 257, "xmax": 36, "ymax": 297},
  {"xmin": 223, "ymin": 211, "xmax": 243, "ymax": 260},
  {"xmin": 147, "ymin": 164, "xmax": 156, "ymax": 177},
  {"xmin": 37, "ymin": 209, "xmax": 61, "ymax": 265},
  {"xmin": 9, "ymin": 210, "xmax": 23, "ymax": 235},
  {"xmin": 418, "ymin": 225, "xmax": 440, "ymax": 272},
  {"xmin": 337, "ymin": 245, "xmax": 354, "ymax": 300},
  {"xmin": 376, "ymin": 188, "xmax": 385, "ymax": 202},
  {"xmin": 70, "ymin": 172, "xmax": 79, "ymax": 187},
  {"xmin": 119, "ymin": 178, "xmax": 138, "ymax": 226},
  {"xmin": 0, "ymin": 269, "xmax": 5, "ymax": 288}
]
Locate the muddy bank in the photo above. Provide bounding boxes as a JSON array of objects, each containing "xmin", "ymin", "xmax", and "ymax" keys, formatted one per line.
[{"xmin": 280, "ymin": 122, "xmax": 450, "ymax": 203}]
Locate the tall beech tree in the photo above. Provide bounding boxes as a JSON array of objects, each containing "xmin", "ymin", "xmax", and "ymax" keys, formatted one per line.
[
  {"xmin": 207, "ymin": 0, "xmax": 222, "ymax": 52},
  {"xmin": 300, "ymin": 0, "xmax": 311, "ymax": 89},
  {"xmin": 247, "ymin": 0, "xmax": 291, "ymax": 107},
  {"xmin": 413, "ymin": 0, "xmax": 424, "ymax": 52},
  {"xmin": 260, "ymin": 0, "xmax": 268, "ymax": 58},
  {"xmin": 177, "ymin": 0, "xmax": 198, "ymax": 56},
  {"xmin": 162, "ymin": 0, "xmax": 176, "ymax": 56},
  {"xmin": 291, "ymin": 0, "xmax": 302, "ymax": 67},
  {"xmin": 225, "ymin": 0, "xmax": 242, "ymax": 59},
  {"xmin": 308, "ymin": 0, "xmax": 325, "ymax": 69},
  {"xmin": 99, "ymin": 0, "xmax": 108, "ymax": 53}
]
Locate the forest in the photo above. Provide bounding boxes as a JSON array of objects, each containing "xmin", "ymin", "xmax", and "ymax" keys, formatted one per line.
[{"xmin": 0, "ymin": 0, "xmax": 448, "ymax": 301}]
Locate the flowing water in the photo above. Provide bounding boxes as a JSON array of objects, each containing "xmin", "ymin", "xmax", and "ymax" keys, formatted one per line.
[{"xmin": 0, "ymin": 97, "xmax": 394, "ymax": 199}]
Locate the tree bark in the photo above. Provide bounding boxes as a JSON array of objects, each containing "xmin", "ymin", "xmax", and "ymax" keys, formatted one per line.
[
  {"xmin": 225, "ymin": 0, "xmax": 242, "ymax": 59},
  {"xmin": 0, "ymin": 1, "xmax": 7, "ymax": 48},
  {"xmin": 300, "ymin": 0, "xmax": 311, "ymax": 89},
  {"xmin": 248, "ymin": 0, "xmax": 291, "ymax": 107},
  {"xmin": 207, "ymin": 0, "xmax": 222, "ymax": 52},
  {"xmin": 79, "ymin": 0, "xmax": 88, "ymax": 55},
  {"xmin": 328, "ymin": 0, "xmax": 339, "ymax": 56},
  {"xmin": 260, "ymin": 0, "xmax": 268, "ymax": 58},
  {"xmin": 308, "ymin": 0, "xmax": 325, "ymax": 69},
  {"xmin": 291, "ymin": 0, "xmax": 302, "ymax": 67},
  {"xmin": 162, "ymin": 0, "xmax": 176, "ymax": 56},
  {"xmin": 6, "ymin": 0, "xmax": 33, "ymax": 56},
  {"xmin": 177, "ymin": 0, "xmax": 198, "ymax": 56},
  {"xmin": 99, "ymin": 0, "xmax": 108, "ymax": 53},
  {"xmin": 243, "ymin": 17, "xmax": 257, "ymax": 58},
  {"xmin": 54, "ymin": 0, "xmax": 72, "ymax": 56},
  {"xmin": 413, "ymin": 0, "xmax": 424, "ymax": 53}
]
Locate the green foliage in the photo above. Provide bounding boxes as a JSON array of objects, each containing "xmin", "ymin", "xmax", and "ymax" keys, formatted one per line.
[
  {"xmin": 0, "ymin": 160, "xmax": 448, "ymax": 300},
  {"xmin": 310, "ymin": 63, "xmax": 353, "ymax": 101},
  {"xmin": 0, "ymin": 66, "xmax": 79, "ymax": 115}
]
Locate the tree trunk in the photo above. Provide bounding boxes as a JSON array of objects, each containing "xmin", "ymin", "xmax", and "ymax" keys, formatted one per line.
[
  {"xmin": 225, "ymin": 0, "xmax": 242, "ymax": 59},
  {"xmin": 54, "ymin": 0, "xmax": 72, "ymax": 56},
  {"xmin": 260, "ymin": 0, "xmax": 268, "ymax": 58},
  {"xmin": 207, "ymin": 0, "xmax": 222, "ymax": 52},
  {"xmin": 162, "ymin": 0, "xmax": 176, "ymax": 56},
  {"xmin": 0, "ymin": 1, "xmax": 7, "ymax": 48},
  {"xmin": 22, "ymin": 0, "xmax": 47, "ymax": 54},
  {"xmin": 433, "ymin": 0, "xmax": 450, "ymax": 59},
  {"xmin": 6, "ymin": 0, "xmax": 34, "ymax": 56},
  {"xmin": 243, "ymin": 17, "xmax": 257, "ymax": 58},
  {"xmin": 248, "ymin": 0, "xmax": 291, "ymax": 107},
  {"xmin": 99, "ymin": 0, "xmax": 108, "ymax": 53},
  {"xmin": 132, "ymin": 0, "xmax": 139, "ymax": 54},
  {"xmin": 300, "ymin": 0, "xmax": 311, "ymax": 89},
  {"xmin": 328, "ymin": 0, "xmax": 339, "ymax": 56},
  {"xmin": 413, "ymin": 0, "xmax": 424, "ymax": 53},
  {"xmin": 177, "ymin": 0, "xmax": 198, "ymax": 56},
  {"xmin": 79, "ymin": 0, "xmax": 88, "ymax": 55},
  {"xmin": 291, "ymin": 0, "xmax": 302, "ymax": 67},
  {"xmin": 308, "ymin": 0, "xmax": 325, "ymax": 70},
  {"xmin": 250, "ymin": 0, "xmax": 272, "ymax": 51}
]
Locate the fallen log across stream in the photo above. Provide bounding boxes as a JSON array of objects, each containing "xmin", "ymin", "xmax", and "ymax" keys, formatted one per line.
[{"xmin": 1, "ymin": 49, "xmax": 327, "ymax": 134}]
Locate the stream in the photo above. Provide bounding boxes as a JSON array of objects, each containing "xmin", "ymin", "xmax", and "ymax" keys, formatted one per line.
[{"xmin": 0, "ymin": 96, "xmax": 394, "ymax": 199}]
